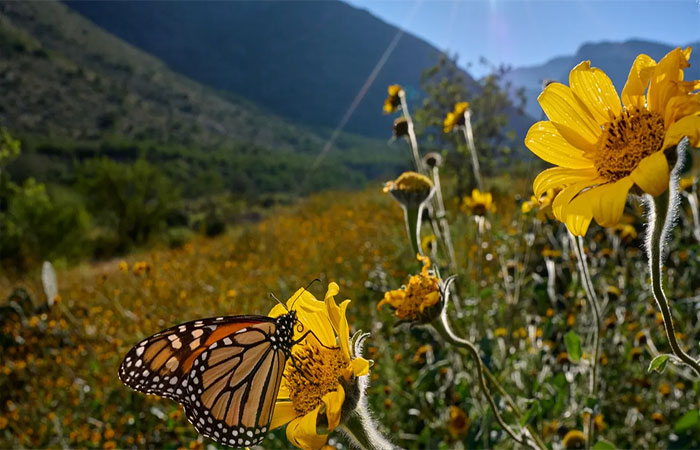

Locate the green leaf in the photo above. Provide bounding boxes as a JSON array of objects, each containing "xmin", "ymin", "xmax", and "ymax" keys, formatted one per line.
[
  {"xmin": 674, "ymin": 409, "xmax": 700, "ymax": 433},
  {"xmin": 519, "ymin": 401, "xmax": 540, "ymax": 427},
  {"xmin": 593, "ymin": 439, "xmax": 617, "ymax": 450},
  {"xmin": 648, "ymin": 354, "xmax": 671, "ymax": 373},
  {"xmin": 564, "ymin": 331, "xmax": 582, "ymax": 362}
]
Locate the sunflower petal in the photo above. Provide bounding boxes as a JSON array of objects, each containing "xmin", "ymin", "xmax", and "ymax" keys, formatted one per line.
[
  {"xmin": 525, "ymin": 121, "xmax": 594, "ymax": 169},
  {"xmin": 552, "ymin": 178, "xmax": 603, "ymax": 221},
  {"xmin": 270, "ymin": 401, "xmax": 297, "ymax": 430},
  {"xmin": 538, "ymin": 82, "xmax": 601, "ymax": 151},
  {"xmin": 337, "ymin": 299, "xmax": 351, "ymax": 360},
  {"xmin": 621, "ymin": 54, "xmax": 657, "ymax": 109},
  {"xmin": 269, "ymin": 304, "xmax": 289, "ymax": 319},
  {"xmin": 593, "ymin": 177, "xmax": 634, "ymax": 227},
  {"xmin": 631, "ymin": 151, "xmax": 670, "ymax": 197},
  {"xmin": 663, "ymin": 113, "xmax": 700, "ymax": 149},
  {"xmin": 533, "ymin": 167, "xmax": 599, "ymax": 198},
  {"xmin": 286, "ymin": 407, "xmax": 328, "ymax": 450},
  {"xmin": 350, "ymin": 357, "xmax": 370, "ymax": 377},
  {"xmin": 323, "ymin": 282, "xmax": 341, "ymax": 335},
  {"xmin": 569, "ymin": 60, "xmax": 621, "ymax": 125},
  {"xmin": 321, "ymin": 385, "xmax": 345, "ymax": 431},
  {"xmin": 663, "ymin": 94, "xmax": 700, "ymax": 128},
  {"xmin": 648, "ymin": 47, "xmax": 692, "ymax": 114}
]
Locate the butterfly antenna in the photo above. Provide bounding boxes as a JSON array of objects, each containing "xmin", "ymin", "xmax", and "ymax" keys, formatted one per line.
[
  {"xmin": 269, "ymin": 292, "xmax": 289, "ymax": 312},
  {"xmin": 288, "ymin": 278, "xmax": 321, "ymax": 310}
]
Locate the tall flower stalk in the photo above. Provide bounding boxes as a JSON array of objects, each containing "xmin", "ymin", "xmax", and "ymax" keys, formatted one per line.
[
  {"xmin": 644, "ymin": 141, "xmax": 700, "ymax": 377},
  {"xmin": 461, "ymin": 109, "xmax": 484, "ymax": 191},
  {"xmin": 568, "ymin": 232, "xmax": 602, "ymax": 449}
]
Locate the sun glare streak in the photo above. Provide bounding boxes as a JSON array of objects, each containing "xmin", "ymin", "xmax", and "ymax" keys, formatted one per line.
[{"xmin": 309, "ymin": 0, "xmax": 424, "ymax": 172}]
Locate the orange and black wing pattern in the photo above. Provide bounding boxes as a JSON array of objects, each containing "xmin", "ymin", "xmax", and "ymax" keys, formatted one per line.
[{"xmin": 118, "ymin": 311, "xmax": 297, "ymax": 448}]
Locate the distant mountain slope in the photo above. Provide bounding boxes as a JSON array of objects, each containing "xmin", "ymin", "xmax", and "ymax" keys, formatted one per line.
[
  {"xmin": 504, "ymin": 39, "xmax": 700, "ymax": 119},
  {"xmin": 63, "ymin": 0, "xmax": 470, "ymax": 138},
  {"xmin": 0, "ymin": 1, "xmax": 405, "ymax": 195}
]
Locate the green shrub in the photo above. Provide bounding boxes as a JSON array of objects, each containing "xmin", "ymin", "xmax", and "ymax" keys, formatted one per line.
[{"xmin": 76, "ymin": 158, "xmax": 181, "ymax": 250}]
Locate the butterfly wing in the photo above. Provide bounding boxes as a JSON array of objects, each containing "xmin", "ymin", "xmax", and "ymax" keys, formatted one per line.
[
  {"xmin": 183, "ymin": 321, "xmax": 287, "ymax": 448},
  {"xmin": 118, "ymin": 315, "xmax": 276, "ymax": 405}
]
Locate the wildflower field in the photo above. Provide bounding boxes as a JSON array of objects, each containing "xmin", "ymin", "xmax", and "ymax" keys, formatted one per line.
[{"xmin": 2, "ymin": 13, "xmax": 700, "ymax": 449}]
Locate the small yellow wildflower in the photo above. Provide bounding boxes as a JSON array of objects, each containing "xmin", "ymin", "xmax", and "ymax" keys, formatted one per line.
[
  {"xmin": 562, "ymin": 430, "xmax": 586, "ymax": 449},
  {"xmin": 521, "ymin": 188, "xmax": 557, "ymax": 221},
  {"xmin": 421, "ymin": 234, "xmax": 437, "ymax": 255},
  {"xmin": 462, "ymin": 189, "xmax": 495, "ymax": 216},
  {"xmin": 378, "ymin": 254, "xmax": 445, "ymax": 323},
  {"xmin": 679, "ymin": 176, "xmax": 697, "ymax": 191},
  {"xmin": 383, "ymin": 84, "xmax": 403, "ymax": 114},
  {"xmin": 651, "ymin": 412, "xmax": 665, "ymax": 424},
  {"xmin": 118, "ymin": 260, "xmax": 128, "ymax": 272},
  {"xmin": 226, "ymin": 289, "xmax": 237, "ymax": 298},
  {"xmin": 443, "ymin": 101, "xmax": 469, "ymax": 133},
  {"xmin": 412, "ymin": 344, "xmax": 432, "ymax": 364},
  {"xmin": 447, "ymin": 406, "xmax": 470, "ymax": 438},
  {"xmin": 526, "ymin": 47, "xmax": 700, "ymax": 236},
  {"xmin": 494, "ymin": 327, "xmax": 508, "ymax": 337},
  {"xmin": 268, "ymin": 283, "xmax": 370, "ymax": 450}
]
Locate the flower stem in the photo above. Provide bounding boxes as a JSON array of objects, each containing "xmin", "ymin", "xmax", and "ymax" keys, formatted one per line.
[
  {"xmin": 430, "ymin": 165, "xmax": 458, "ymax": 271},
  {"xmin": 339, "ymin": 402, "xmax": 395, "ymax": 450},
  {"xmin": 461, "ymin": 110, "xmax": 484, "ymax": 191},
  {"xmin": 403, "ymin": 205, "xmax": 422, "ymax": 257},
  {"xmin": 647, "ymin": 189, "xmax": 700, "ymax": 377},
  {"xmin": 432, "ymin": 311, "xmax": 546, "ymax": 450},
  {"xmin": 568, "ymin": 232, "xmax": 602, "ymax": 449},
  {"xmin": 399, "ymin": 91, "xmax": 425, "ymax": 174}
]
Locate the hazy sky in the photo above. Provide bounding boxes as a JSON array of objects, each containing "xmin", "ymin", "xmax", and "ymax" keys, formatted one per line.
[{"xmin": 345, "ymin": 0, "xmax": 700, "ymax": 76}]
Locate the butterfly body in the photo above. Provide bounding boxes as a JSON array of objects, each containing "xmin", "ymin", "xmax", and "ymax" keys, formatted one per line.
[{"xmin": 119, "ymin": 311, "xmax": 298, "ymax": 448}]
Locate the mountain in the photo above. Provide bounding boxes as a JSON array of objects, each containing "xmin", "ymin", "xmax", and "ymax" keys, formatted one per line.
[
  {"xmin": 0, "ymin": 1, "xmax": 405, "ymax": 196},
  {"xmin": 62, "ymin": 0, "xmax": 471, "ymax": 139},
  {"xmin": 504, "ymin": 39, "xmax": 700, "ymax": 119}
]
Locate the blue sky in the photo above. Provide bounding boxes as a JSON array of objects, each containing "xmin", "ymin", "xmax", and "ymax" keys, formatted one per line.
[{"xmin": 345, "ymin": 0, "xmax": 700, "ymax": 77}]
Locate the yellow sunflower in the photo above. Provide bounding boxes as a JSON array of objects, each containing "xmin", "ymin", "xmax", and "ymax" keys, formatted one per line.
[
  {"xmin": 521, "ymin": 188, "xmax": 557, "ymax": 221},
  {"xmin": 268, "ymin": 283, "xmax": 370, "ymax": 450},
  {"xmin": 461, "ymin": 189, "xmax": 495, "ymax": 216},
  {"xmin": 379, "ymin": 254, "xmax": 447, "ymax": 323},
  {"xmin": 383, "ymin": 84, "xmax": 403, "ymax": 114},
  {"xmin": 443, "ymin": 101, "xmax": 470, "ymax": 133},
  {"xmin": 526, "ymin": 47, "xmax": 700, "ymax": 236}
]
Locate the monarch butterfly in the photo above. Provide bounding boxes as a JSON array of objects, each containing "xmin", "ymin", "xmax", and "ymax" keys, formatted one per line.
[{"xmin": 118, "ymin": 309, "xmax": 300, "ymax": 448}]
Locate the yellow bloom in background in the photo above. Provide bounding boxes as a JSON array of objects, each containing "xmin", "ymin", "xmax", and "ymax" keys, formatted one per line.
[
  {"xmin": 383, "ymin": 84, "xmax": 403, "ymax": 114},
  {"xmin": 526, "ymin": 47, "xmax": 700, "ymax": 236},
  {"xmin": 462, "ymin": 189, "xmax": 495, "ymax": 216},
  {"xmin": 268, "ymin": 283, "xmax": 370, "ymax": 450},
  {"xmin": 562, "ymin": 430, "xmax": 586, "ymax": 449},
  {"xmin": 443, "ymin": 101, "xmax": 469, "ymax": 133},
  {"xmin": 420, "ymin": 234, "xmax": 437, "ymax": 255},
  {"xmin": 679, "ymin": 175, "xmax": 697, "ymax": 191},
  {"xmin": 521, "ymin": 188, "xmax": 557, "ymax": 221},
  {"xmin": 446, "ymin": 405, "xmax": 470, "ymax": 438},
  {"xmin": 379, "ymin": 254, "xmax": 443, "ymax": 323}
]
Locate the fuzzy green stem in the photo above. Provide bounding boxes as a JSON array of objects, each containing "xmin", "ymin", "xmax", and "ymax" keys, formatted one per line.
[
  {"xmin": 340, "ymin": 403, "xmax": 395, "ymax": 450},
  {"xmin": 461, "ymin": 110, "xmax": 484, "ymax": 191},
  {"xmin": 432, "ymin": 311, "xmax": 545, "ymax": 450},
  {"xmin": 403, "ymin": 205, "xmax": 422, "ymax": 257},
  {"xmin": 648, "ymin": 190, "xmax": 700, "ymax": 377},
  {"xmin": 399, "ymin": 92, "xmax": 425, "ymax": 174},
  {"xmin": 430, "ymin": 165, "xmax": 458, "ymax": 271},
  {"xmin": 569, "ymin": 232, "xmax": 602, "ymax": 449}
]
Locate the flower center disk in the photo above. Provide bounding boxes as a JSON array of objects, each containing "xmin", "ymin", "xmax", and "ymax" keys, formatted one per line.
[
  {"xmin": 595, "ymin": 108, "xmax": 665, "ymax": 182},
  {"xmin": 285, "ymin": 345, "xmax": 347, "ymax": 416}
]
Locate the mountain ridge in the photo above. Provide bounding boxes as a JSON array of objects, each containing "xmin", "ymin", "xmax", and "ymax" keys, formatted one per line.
[{"xmin": 504, "ymin": 38, "xmax": 700, "ymax": 118}]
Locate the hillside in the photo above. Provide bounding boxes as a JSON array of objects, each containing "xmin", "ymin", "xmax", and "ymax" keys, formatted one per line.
[
  {"xmin": 504, "ymin": 39, "xmax": 700, "ymax": 118},
  {"xmin": 62, "ymin": 0, "xmax": 472, "ymax": 139},
  {"xmin": 0, "ymin": 1, "xmax": 405, "ymax": 196}
]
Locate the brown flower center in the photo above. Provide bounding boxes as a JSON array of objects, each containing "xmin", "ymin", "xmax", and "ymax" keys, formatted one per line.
[
  {"xmin": 285, "ymin": 345, "xmax": 346, "ymax": 416},
  {"xmin": 594, "ymin": 108, "xmax": 665, "ymax": 182}
]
